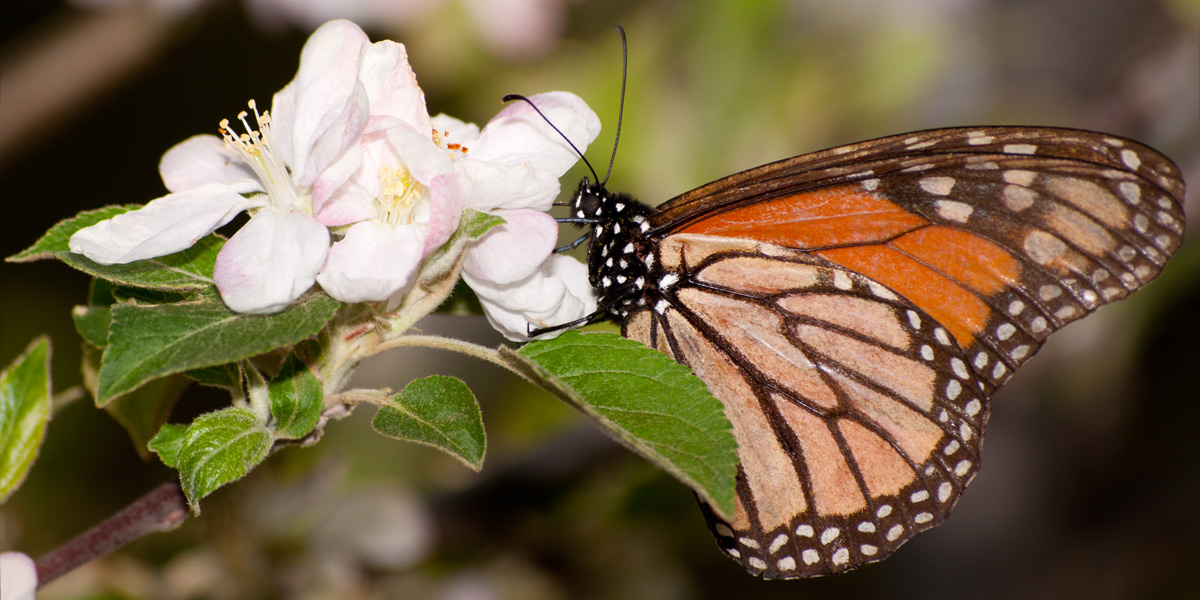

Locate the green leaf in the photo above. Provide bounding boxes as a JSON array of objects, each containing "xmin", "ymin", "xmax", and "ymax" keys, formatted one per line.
[
  {"xmin": 96, "ymin": 293, "xmax": 339, "ymax": 404},
  {"xmin": 104, "ymin": 375, "xmax": 188, "ymax": 460},
  {"xmin": 372, "ymin": 375, "xmax": 485, "ymax": 471},
  {"xmin": 509, "ymin": 331, "xmax": 739, "ymax": 520},
  {"xmin": 176, "ymin": 407, "xmax": 272, "ymax": 512},
  {"xmin": 7, "ymin": 205, "xmax": 225, "ymax": 292},
  {"xmin": 0, "ymin": 337, "xmax": 52, "ymax": 503},
  {"xmin": 148, "ymin": 423, "xmax": 188, "ymax": 468},
  {"xmin": 268, "ymin": 353, "xmax": 323, "ymax": 440},
  {"xmin": 184, "ymin": 363, "xmax": 243, "ymax": 391},
  {"xmin": 72, "ymin": 305, "xmax": 112, "ymax": 348}
]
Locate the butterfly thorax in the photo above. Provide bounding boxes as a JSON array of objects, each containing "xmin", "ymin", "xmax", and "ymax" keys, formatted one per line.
[{"xmin": 571, "ymin": 177, "xmax": 657, "ymax": 320}]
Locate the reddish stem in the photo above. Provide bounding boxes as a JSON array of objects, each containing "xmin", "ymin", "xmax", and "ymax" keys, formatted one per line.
[{"xmin": 34, "ymin": 480, "xmax": 188, "ymax": 587}]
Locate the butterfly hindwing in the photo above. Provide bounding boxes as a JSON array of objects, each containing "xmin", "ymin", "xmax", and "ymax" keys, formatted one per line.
[{"xmin": 623, "ymin": 234, "xmax": 988, "ymax": 578}]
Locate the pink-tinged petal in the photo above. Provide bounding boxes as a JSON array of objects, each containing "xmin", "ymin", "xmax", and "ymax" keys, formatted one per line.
[
  {"xmin": 314, "ymin": 177, "xmax": 376, "ymax": 226},
  {"xmin": 316, "ymin": 221, "xmax": 423, "ymax": 303},
  {"xmin": 431, "ymin": 113, "xmax": 480, "ymax": 147},
  {"xmin": 462, "ymin": 209, "xmax": 556, "ymax": 284},
  {"xmin": 455, "ymin": 158, "xmax": 560, "ymax": 212},
  {"xmin": 0, "ymin": 552, "xmax": 37, "ymax": 600},
  {"xmin": 69, "ymin": 183, "xmax": 263, "ymax": 264},
  {"xmin": 423, "ymin": 174, "xmax": 464, "ymax": 254},
  {"xmin": 358, "ymin": 40, "xmax": 431, "ymax": 134},
  {"xmin": 465, "ymin": 255, "xmax": 596, "ymax": 341},
  {"xmin": 271, "ymin": 20, "xmax": 369, "ymax": 183},
  {"xmin": 213, "ymin": 208, "xmax": 330, "ymax": 313},
  {"xmin": 159, "ymin": 135, "xmax": 261, "ymax": 194},
  {"xmin": 299, "ymin": 81, "xmax": 370, "ymax": 188},
  {"xmin": 384, "ymin": 125, "xmax": 453, "ymax": 185},
  {"xmin": 471, "ymin": 92, "xmax": 601, "ymax": 176}
]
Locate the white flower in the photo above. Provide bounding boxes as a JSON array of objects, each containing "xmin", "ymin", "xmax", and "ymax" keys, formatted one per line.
[
  {"xmin": 311, "ymin": 36, "xmax": 463, "ymax": 303},
  {"xmin": 435, "ymin": 92, "xmax": 601, "ymax": 340},
  {"xmin": 67, "ymin": 20, "xmax": 413, "ymax": 313},
  {"xmin": 0, "ymin": 552, "xmax": 37, "ymax": 600},
  {"xmin": 464, "ymin": 254, "xmax": 596, "ymax": 342}
]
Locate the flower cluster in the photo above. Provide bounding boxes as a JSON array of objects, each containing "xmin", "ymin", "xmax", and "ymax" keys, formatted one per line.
[{"xmin": 69, "ymin": 20, "xmax": 598, "ymax": 339}]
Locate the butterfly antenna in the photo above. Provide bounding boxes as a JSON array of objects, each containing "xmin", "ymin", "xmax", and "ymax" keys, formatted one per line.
[
  {"xmin": 501, "ymin": 93, "xmax": 600, "ymax": 183},
  {"xmin": 601, "ymin": 26, "xmax": 628, "ymax": 187}
]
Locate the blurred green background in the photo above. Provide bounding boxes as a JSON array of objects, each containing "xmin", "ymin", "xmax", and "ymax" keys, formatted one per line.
[{"xmin": 2, "ymin": 0, "xmax": 1197, "ymax": 598}]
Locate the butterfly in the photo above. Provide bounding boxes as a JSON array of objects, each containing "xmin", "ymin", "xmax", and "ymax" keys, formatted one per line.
[{"xmin": 560, "ymin": 126, "xmax": 1186, "ymax": 579}]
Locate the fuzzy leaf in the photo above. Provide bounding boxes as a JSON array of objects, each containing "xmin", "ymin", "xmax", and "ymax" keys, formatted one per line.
[
  {"xmin": 96, "ymin": 293, "xmax": 339, "ymax": 404},
  {"xmin": 372, "ymin": 375, "xmax": 485, "ymax": 471},
  {"xmin": 8, "ymin": 206, "xmax": 225, "ymax": 292},
  {"xmin": 0, "ymin": 338, "xmax": 52, "ymax": 503},
  {"xmin": 148, "ymin": 423, "xmax": 188, "ymax": 468},
  {"xmin": 509, "ymin": 330, "xmax": 738, "ymax": 520},
  {"xmin": 176, "ymin": 407, "xmax": 272, "ymax": 512},
  {"xmin": 268, "ymin": 354, "xmax": 323, "ymax": 439}
]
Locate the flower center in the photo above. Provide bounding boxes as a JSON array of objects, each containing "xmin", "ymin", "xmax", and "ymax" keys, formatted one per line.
[
  {"xmin": 219, "ymin": 100, "xmax": 304, "ymax": 210},
  {"xmin": 378, "ymin": 165, "xmax": 427, "ymax": 227}
]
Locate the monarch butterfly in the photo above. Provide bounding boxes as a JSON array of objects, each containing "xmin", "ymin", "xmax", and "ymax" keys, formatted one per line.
[{"xmin": 557, "ymin": 125, "xmax": 1186, "ymax": 579}]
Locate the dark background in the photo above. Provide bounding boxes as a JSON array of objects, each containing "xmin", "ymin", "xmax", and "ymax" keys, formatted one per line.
[{"xmin": 2, "ymin": 0, "xmax": 1197, "ymax": 598}]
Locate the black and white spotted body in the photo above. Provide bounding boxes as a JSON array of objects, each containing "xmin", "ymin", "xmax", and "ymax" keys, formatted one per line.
[{"xmin": 571, "ymin": 177, "xmax": 657, "ymax": 319}]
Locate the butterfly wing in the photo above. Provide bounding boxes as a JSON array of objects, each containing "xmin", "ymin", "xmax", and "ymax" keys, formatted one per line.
[
  {"xmin": 625, "ymin": 127, "xmax": 1184, "ymax": 578},
  {"xmin": 656, "ymin": 127, "xmax": 1185, "ymax": 390}
]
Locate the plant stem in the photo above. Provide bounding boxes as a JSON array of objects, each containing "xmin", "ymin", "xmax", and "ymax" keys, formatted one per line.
[{"xmin": 34, "ymin": 480, "xmax": 187, "ymax": 587}]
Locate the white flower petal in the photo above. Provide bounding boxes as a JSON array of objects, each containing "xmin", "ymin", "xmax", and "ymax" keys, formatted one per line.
[
  {"xmin": 358, "ymin": 40, "xmax": 431, "ymax": 135},
  {"xmin": 213, "ymin": 207, "xmax": 330, "ymax": 313},
  {"xmin": 0, "ymin": 552, "xmax": 37, "ymax": 600},
  {"xmin": 466, "ymin": 254, "xmax": 596, "ymax": 341},
  {"xmin": 384, "ymin": 126, "xmax": 453, "ymax": 185},
  {"xmin": 431, "ymin": 113, "xmax": 480, "ymax": 148},
  {"xmin": 317, "ymin": 221, "xmax": 423, "ymax": 303},
  {"xmin": 159, "ymin": 135, "xmax": 261, "ymax": 194},
  {"xmin": 462, "ymin": 209, "xmax": 557, "ymax": 284},
  {"xmin": 455, "ymin": 158, "xmax": 560, "ymax": 212},
  {"xmin": 271, "ymin": 20, "xmax": 370, "ymax": 186},
  {"xmin": 69, "ymin": 183, "xmax": 262, "ymax": 264},
  {"xmin": 471, "ymin": 91, "xmax": 601, "ymax": 176}
]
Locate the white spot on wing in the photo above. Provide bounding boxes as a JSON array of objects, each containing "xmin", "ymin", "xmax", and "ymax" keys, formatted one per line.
[
  {"xmin": 920, "ymin": 177, "xmax": 956, "ymax": 196},
  {"xmin": 1121, "ymin": 149, "xmax": 1141, "ymax": 170},
  {"xmin": 938, "ymin": 482, "xmax": 953, "ymax": 502},
  {"xmin": 1004, "ymin": 144, "xmax": 1037, "ymax": 154},
  {"xmin": 935, "ymin": 200, "xmax": 973, "ymax": 222},
  {"xmin": 821, "ymin": 527, "xmax": 840, "ymax": 545}
]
